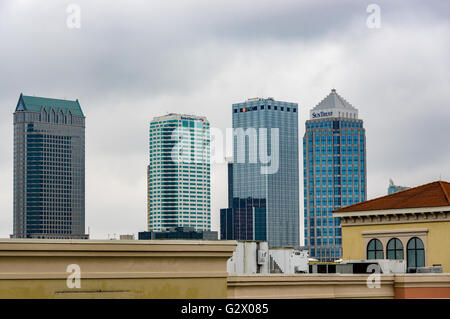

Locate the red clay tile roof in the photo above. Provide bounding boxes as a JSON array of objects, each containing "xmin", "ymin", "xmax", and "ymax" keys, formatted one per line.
[{"xmin": 335, "ymin": 181, "xmax": 450, "ymax": 213}]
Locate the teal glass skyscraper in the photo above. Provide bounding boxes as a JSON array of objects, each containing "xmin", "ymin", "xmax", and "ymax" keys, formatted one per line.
[
  {"xmin": 303, "ymin": 89, "xmax": 367, "ymax": 261},
  {"xmin": 388, "ymin": 179, "xmax": 410, "ymax": 195},
  {"xmin": 13, "ymin": 93, "xmax": 87, "ymax": 239},
  {"xmin": 148, "ymin": 113, "xmax": 211, "ymax": 232},
  {"xmin": 221, "ymin": 98, "xmax": 299, "ymax": 248}
]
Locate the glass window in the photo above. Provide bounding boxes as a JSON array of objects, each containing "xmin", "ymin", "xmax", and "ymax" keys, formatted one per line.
[
  {"xmin": 387, "ymin": 238, "xmax": 404, "ymax": 260},
  {"xmin": 367, "ymin": 239, "xmax": 383, "ymax": 259},
  {"xmin": 407, "ymin": 237, "xmax": 425, "ymax": 270}
]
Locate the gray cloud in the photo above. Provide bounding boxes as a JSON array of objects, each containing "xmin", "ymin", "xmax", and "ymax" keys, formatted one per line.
[{"xmin": 0, "ymin": 0, "xmax": 449, "ymax": 239}]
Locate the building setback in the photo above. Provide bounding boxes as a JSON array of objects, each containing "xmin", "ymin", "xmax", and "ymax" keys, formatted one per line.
[
  {"xmin": 303, "ymin": 89, "xmax": 367, "ymax": 261},
  {"xmin": 13, "ymin": 93, "xmax": 87, "ymax": 239},
  {"xmin": 148, "ymin": 113, "xmax": 211, "ymax": 232},
  {"xmin": 221, "ymin": 98, "xmax": 300, "ymax": 248}
]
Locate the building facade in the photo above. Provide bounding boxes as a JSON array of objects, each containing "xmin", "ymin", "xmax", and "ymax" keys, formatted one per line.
[
  {"xmin": 303, "ymin": 89, "xmax": 367, "ymax": 261},
  {"xmin": 388, "ymin": 178, "xmax": 410, "ymax": 195},
  {"xmin": 220, "ymin": 158, "xmax": 234, "ymax": 240},
  {"xmin": 139, "ymin": 227, "xmax": 217, "ymax": 240},
  {"xmin": 221, "ymin": 98, "xmax": 299, "ymax": 248},
  {"xmin": 13, "ymin": 93, "xmax": 87, "ymax": 239},
  {"xmin": 148, "ymin": 113, "xmax": 210, "ymax": 232},
  {"xmin": 334, "ymin": 181, "xmax": 450, "ymax": 273}
]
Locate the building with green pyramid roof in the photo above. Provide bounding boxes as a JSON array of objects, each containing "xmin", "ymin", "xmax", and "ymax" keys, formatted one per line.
[{"xmin": 13, "ymin": 93, "xmax": 87, "ymax": 239}]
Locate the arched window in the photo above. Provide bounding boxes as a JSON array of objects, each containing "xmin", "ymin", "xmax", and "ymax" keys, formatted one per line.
[
  {"xmin": 58, "ymin": 110, "xmax": 65, "ymax": 124},
  {"xmin": 407, "ymin": 237, "xmax": 425, "ymax": 270},
  {"xmin": 50, "ymin": 108, "xmax": 56, "ymax": 122},
  {"xmin": 41, "ymin": 107, "xmax": 47, "ymax": 122},
  {"xmin": 367, "ymin": 239, "xmax": 383, "ymax": 259},
  {"xmin": 387, "ymin": 238, "xmax": 404, "ymax": 260},
  {"xmin": 66, "ymin": 110, "xmax": 72, "ymax": 124}
]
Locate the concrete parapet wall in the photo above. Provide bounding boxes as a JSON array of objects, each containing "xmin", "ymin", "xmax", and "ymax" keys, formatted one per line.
[
  {"xmin": 0, "ymin": 239, "xmax": 236, "ymax": 299},
  {"xmin": 228, "ymin": 273, "xmax": 450, "ymax": 299},
  {"xmin": 0, "ymin": 239, "xmax": 449, "ymax": 299},
  {"xmin": 228, "ymin": 274, "xmax": 396, "ymax": 299}
]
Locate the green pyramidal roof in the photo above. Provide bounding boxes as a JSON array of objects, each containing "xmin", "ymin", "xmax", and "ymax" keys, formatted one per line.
[{"xmin": 16, "ymin": 93, "xmax": 84, "ymax": 117}]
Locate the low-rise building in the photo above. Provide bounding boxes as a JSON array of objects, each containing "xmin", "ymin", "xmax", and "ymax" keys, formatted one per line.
[{"xmin": 334, "ymin": 181, "xmax": 450, "ymax": 272}]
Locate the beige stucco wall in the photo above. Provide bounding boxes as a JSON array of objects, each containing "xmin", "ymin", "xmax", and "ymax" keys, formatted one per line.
[
  {"xmin": 228, "ymin": 274, "xmax": 450, "ymax": 299},
  {"xmin": 0, "ymin": 239, "xmax": 449, "ymax": 299},
  {"xmin": 228, "ymin": 274, "xmax": 396, "ymax": 299},
  {"xmin": 0, "ymin": 239, "xmax": 236, "ymax": 299},
  {"xmin": 341, "ymin": 221, "xmax": 450, "ymax": 272}
]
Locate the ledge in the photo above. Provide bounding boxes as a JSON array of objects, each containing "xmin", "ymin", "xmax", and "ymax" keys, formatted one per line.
[{"xmin": 0, "ymin": 239, "xmax": 237, "ymax": 257}]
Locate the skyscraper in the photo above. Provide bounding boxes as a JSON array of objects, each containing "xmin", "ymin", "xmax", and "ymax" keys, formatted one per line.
[
  {"xmin": 221, "ymin": 98, "xmax": 299, "ymax": 247},
  {"xmin": 303, "ymin": 89, "xmax": 367, "ymax": 261},
  {"xmin": 388, "ymin": 179, "xmax": 410, "ymax": 194},
  {"xmin": 148, "ymin": 113, "xmax": 211, "ymax": 232},
  {"xmin": 220, "ymin": 157, "xmax": 234, "ymax": 240},
  {"xmin": 13, "ymin": 93, "xmax": 87, "ymax": 239}
]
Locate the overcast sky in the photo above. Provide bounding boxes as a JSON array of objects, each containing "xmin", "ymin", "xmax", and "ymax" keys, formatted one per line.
[{"xmin": 0, "ymin": 0, "xmax": 449, "ymax": 240}]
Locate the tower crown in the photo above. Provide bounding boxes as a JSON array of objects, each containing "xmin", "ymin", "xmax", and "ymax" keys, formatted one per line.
[{"xmin": 310, "ymin": 89, "xmax": 358, "ymax": 120}]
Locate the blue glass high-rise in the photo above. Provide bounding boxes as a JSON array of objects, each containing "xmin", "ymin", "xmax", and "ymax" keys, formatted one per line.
[
  {"xmin": 221, "ymin": 98, "xmax": 299, "ymax": 248},
  {"xmin": 303, "ymin": 89, "xmax": 367, "ymax": 261}
]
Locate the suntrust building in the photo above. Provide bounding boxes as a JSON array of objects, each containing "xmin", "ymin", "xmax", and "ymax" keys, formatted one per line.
[{"xmin": 303, "ymin": 89, "xmax": 367, "ymax": 261}]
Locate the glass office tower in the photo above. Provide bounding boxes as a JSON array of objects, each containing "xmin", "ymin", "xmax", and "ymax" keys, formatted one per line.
[
  {"xmin": 221, "ymin": 98, "xmax": 299, "ymax": 248},
  {"xmin": 388, "ymin": 179, "xmax": 410, "ymax": 195},
  {"xmin": 148, "ymin": 113, "xmax": 210, "ymax": 232},
  {"xmin": 13, "ymin": 93, "xmax": 87, "ymax": 239},
  {"xmin": 303, "ymin": 89, "xmax": 366, "ymax": 261}
]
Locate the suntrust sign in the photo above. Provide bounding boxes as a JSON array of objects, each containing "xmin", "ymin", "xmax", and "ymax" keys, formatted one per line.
[{"xmin": 312, "ymin": 111, "xmax": 333, "ymax": 118}]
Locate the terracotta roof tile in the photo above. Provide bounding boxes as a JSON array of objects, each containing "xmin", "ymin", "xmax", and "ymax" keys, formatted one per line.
[{"xmin": 335, "ymin": 181, "xmax": 450, "ymax": 213}]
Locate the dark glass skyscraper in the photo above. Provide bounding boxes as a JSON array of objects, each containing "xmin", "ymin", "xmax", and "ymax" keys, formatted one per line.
[
  {"xmin": 221, "ymin": 98, "xmax": 299, "ymax": 247},
  {"xmin": 13, "ymin": 93, "xmax": 87, "ymax": 239},
  {"xmin": 303, "ymin": 89, "xmax": 366, "ymax": 261}
]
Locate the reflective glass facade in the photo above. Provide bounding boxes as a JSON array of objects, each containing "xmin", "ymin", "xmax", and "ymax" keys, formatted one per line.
[
  {"xmin": 303, "ymin": 117, "xmax": 366, "ymax": 261},
  {"xmin": 221, "ymin": 98, "xmax": 299, "ymax": 248},
  {"xmin": 13, "ymin": 94, "xmax": 86, "ymax": 239}
]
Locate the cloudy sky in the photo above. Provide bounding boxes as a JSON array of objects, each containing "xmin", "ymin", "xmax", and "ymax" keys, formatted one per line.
[{"xmin": 0, "ymin": 0, "xmax": 449, "ymax": 240}]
